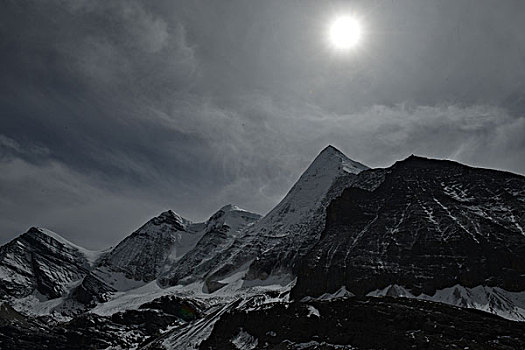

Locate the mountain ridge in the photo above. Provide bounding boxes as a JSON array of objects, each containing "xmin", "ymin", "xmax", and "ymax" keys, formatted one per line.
[
  {"xmin": 159, "ymin": 145, "xmax": 369, "ymax": 291},
  {"xmin": 292, "ymin": 155, "xmax": 525, "ymax": 299},
  {"xmin": 2, "ymin": 147, "xmax": 525, "ymax": 349}
]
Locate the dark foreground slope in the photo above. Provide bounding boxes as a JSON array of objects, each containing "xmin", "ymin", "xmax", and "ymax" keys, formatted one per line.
[
  {"xmin": 293, "ymin": 156, "xmax": 525, "ymax": 299},
  {"xmin": 0, "ymin": 296, "xmax": 203, "ymax": 350},
  {"xmin": 201, "ymin": 297, "xmax": 525, "ymax": 350},
  {"xmin": 3, "ymin": 296, "xmax": 525, "ymax": 349}
]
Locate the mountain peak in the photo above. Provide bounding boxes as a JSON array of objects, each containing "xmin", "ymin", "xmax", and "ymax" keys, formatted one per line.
[
  {"xmin": 308, "ymin": 145, "xmax": 368, "ymax": 176},
  {"xmin": 317, "ymin": 144, "xmax": 346, "ymax": 159},
  {"xmin": 158, "ymin": 209, "xmax": 181, "ymax": 218},
  {"xmin": 21, "ymin": 227, "xmax": 102, "ymax": 266},
  {"xmin": 394, "ymin": 155, "xmax": 464, "ymax": 171},
  {"xmin": 207, "ymin": 204, "xmax": 261, "ymax": 228},
  {"xmin": 218, "ymin": 204, "xmax": 242, "ymax": 212},
  {"xmin": 152, "ymin": 210, "xmax": 189, "ymax": 229},
  {"xmin": 402, "ymin": 154, "xmax": 429, "ymax": 162},
  {"xmin": 26, "ymin": 227, "xmax": 77, "ymax": 247}
]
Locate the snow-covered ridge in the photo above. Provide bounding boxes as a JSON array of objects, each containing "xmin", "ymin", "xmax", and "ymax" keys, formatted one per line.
[
  {"xmin": 367, "ymin": 284, "xmax": 525, "ymax": 322},
  {"xmin": 31, "ymin": 228, "xmax": 104, "ymax": 266},
  {"xmin": 71, "ymin": 205, "xmax": 262, "ymax": 307},
  {"xmin": 159, "ymin": 145, "xmax": 370, "ymax": 289},
  {"xmin": 205, "ymin": 204, "xmax": 262, "ymax": 234},
  {"xmin": 250, "ymin": 145, "xmax": 368, "ymax": 238},
  {"xmin": 1, "ymin": 204, "xmax": 262, "ymax": 316}
]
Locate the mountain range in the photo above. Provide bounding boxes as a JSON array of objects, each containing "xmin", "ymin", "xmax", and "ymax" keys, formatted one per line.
[{"xmin": 1, "ymin": 145, "xmax": 524, "ymax": 349}]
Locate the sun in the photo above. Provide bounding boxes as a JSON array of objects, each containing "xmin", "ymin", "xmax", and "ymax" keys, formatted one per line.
[{"xmin": 328, "ymin": 15, "xmax": 362, "ymax": 51}]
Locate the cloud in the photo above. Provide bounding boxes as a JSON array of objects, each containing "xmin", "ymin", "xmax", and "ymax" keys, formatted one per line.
[
  {"xmin": 0, "ymin": 155, "xmax": 167, "ymax": 249},
  {"xmin": 1, "ymin": 93, "xmax": 523, "ymax": 248},
  {"xmin": 1, "ymin": 0, "xmax": 524, "ymax": 247}
]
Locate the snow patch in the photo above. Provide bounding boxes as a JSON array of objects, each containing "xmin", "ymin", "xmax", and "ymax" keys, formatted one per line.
[
  {"xmin": 306, "ymin": 305, "xmax": 320, "ymax": 317},
  {"xmin": 35, "ymin": 228, "xmax": 104, "ymax": 266},
  {"xmin": 367, "ymin": 284, "xmax": 525, "ymax": 321},
  {"xmin": 231, "ymin": 329, "xmax": 259, "ymax": 350}
]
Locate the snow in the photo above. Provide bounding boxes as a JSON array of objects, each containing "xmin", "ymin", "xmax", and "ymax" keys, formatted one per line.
[
  {"xmin": 179, "ymin": 145, "xmax": 369, "ymax": 290},
  {"xmin": 161, "ymin": 301, "xmax": 239, "ymax": 350},
  {"xmin": 159, "ymin": 205, "xmax": 262, "ymax": 287},
  {"xmin": 367, "ymin": 284, "xmax": 525, "ymax": 321},
  {"xmin": 91, "ymin": 268, "xmax": 147, "ymax": 291},
  {"xmin": 35, "ymin": 228, "xmax": 104, "ymax": 266},
  {"xmin": 205, "ymin": 205, "xmax": 262, "ymax": 238},
  {"xmin": 242, "ymin": 273, "xmax": 294, "ymax": 289},
  {"xmin": 432, "ymin": 198, "xmax": 480, "ymax": 244},
  {"xmin": 282, "ymin": 340, "xmax": 357, "ymax": 349},
  {"xmin": 231, "ymin": 329, "xmax": 259, "ymax": 350},
  {"xmin": 9, "ymin": 293, "xmax": 70, "ymax": 321},
  {"xmin": 90, "ymin": 281, "xmax": 197, "ymax": 316},
  {"xmin": 302, "ymin": 286, "xmax": 354, "ymax": 302},
  {"xmin": 441, "ymin": 182, "xmax": 474, "ymax": 203},
  {"xmin": 88, "ymin": 210, "xmax": 213, "ymax": 292},
  {"xmin": 254, "ymin": 146, "xmax": 367, "ymax": 238},
  {"xmin": 90, "ymin": 271, "xmax": 295, "ymax": 318},
  {"xmin": 164, "ymin": 226, "xmax": 207, "ymax": 263},
  {"xmin": 306, "ymin": 305, "xmax": 320, "ymax": 317},
  {"xmin": 158, "ymin": 277, "xmax": 294, "ymax": 350}
]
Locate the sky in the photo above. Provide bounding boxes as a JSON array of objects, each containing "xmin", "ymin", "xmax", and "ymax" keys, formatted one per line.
[{"xmin": 1, "ymin": 0, "xmax": 524, "ymax": 249}]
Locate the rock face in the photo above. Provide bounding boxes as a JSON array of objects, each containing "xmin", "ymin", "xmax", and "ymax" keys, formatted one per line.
[
  {"xmin": 292, "ymin": 156, "xmax": 525, "ymax": 299},
  {"xmin": 102, "ymin": 210, "xmax": 200, "ymax": 283},
  {"xmin": 0, "ymin": 227, "xmax": 100, "ymax": 300},
  {"xmin": 162, "ymin": 146, "xmax": 369, "ymax": 290}
]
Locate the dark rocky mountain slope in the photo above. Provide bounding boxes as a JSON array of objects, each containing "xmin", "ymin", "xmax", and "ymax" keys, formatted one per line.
[{"xmin": 292, "ymin": 156, "xmax": 525, "ymax": 299}]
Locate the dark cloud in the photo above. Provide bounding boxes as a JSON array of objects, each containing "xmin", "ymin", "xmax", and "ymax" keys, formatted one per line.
[{"xmin": 1, "ymin": 0, "xmax": 524, "ymax": 248}]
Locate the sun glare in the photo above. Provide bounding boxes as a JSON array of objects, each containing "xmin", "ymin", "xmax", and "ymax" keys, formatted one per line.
[{"xmin": 328, "ymin": 15, "xmax": 362, "ymax": 51}]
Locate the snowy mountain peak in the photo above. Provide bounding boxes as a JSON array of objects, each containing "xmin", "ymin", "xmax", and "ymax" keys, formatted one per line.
[
  {"xmin": 314, "ymin": 144, "xmax": 348, "ymax": 163},
  {"xmin": 306, "ymin": 145, "xmax": 368, "ymax": 177},
  {"xmin": 319, "ymin": 144, "xmax": 344, "ymax": 156},
  {"xmin": 218, "ymin": 204, "xmax": 243, "ymax": 212},
  {"xmin": 206, "ymin": 205, "xmax": 261, "ymax": 233},
  {"xmin": 190, "ymin": 147, "xmax": 371, "ymax": 288},
  {"xmin": 26, "ymin": 227, "xmax": 78, "ymax": 247},
  {"xmin": 271, "ymin": 146, "xmax": 368, "ymax": 218}
]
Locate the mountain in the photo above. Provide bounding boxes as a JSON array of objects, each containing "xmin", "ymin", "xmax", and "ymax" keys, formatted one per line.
[
  {"xmin": 0, "ymin": 227, "xmax": 102, "ymax": 300},
  {"xmin": 73, "ymin": 210, "xmax": 202, "ymax": 304},
  {"xmin": 2, "ymin": 147, "xmax": 525, "ymax": 349},
  {"xmin": 292, "ymin": 156, "xmax": 525, "ymax": 304},
  {"xmin": 158, "ymin": 205, "xmax": 261, "ymax": 288},
  {"xmin": 75, "ymin": 206, "xmax": 261, "ymax": 304},
  {"xmin": 161, "ymin": 145, "xmax": 369, "ymax": 291}
]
